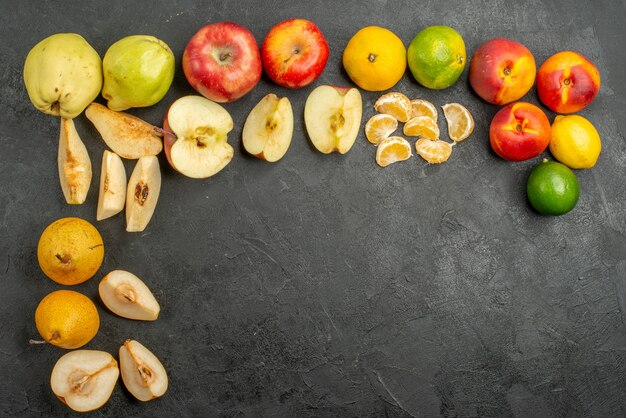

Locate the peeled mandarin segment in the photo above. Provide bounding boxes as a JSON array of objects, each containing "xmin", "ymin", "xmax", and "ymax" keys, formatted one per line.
[
  {"xmin": 374, "ymin": 92, "xmax": 411, "ymax": 122},
  {"xmin": 410, "ymin": 99, "xmax": 438, "ymax": 122},
  {"xmin": 403, "ymin": 116, "xmax": 440, "ymax": 140},
  {"xmin": 415, "ymin": 138, "xmax": 452, "ymax": 164},
  {"xmin": 442, "ymin": 103, "xmax": 475, "ymax": 142},
  {"xmin": 375, "ymin": 136, "xmax": 412, "ymax": 167},
  {"xmin": 365, "ymin": 114, "xmax": 398, "ymax": 144}
]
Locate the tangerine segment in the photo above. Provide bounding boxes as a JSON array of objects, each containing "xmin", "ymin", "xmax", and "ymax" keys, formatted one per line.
[
  {"xmin": 442, "ymin": 103, "xmax": 474, "ymax": 142},
  {"xmin": 403, "ymin": 116, "xmax": 440, "ymax": 140},
  {"xmin": 415, "ymin": 139, "xmax": 452, "ymax": 164},
  {"xmin": 376, "ymin": 136, "xmax": 412, "ymax": 167},
  {"xmin": 374, "ymin": 92, "xmax": 411, "ymax": 122},
  {"xmin": 410, "ymin": 99, "xmax": 438, "ymax": 122},
  {"xmin": 365, "ymin": 114, "xmax": 398, "ymax": 144}
]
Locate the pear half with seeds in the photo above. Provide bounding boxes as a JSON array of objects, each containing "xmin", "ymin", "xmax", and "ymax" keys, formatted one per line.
[
  {"xmin": 85, "ymin": 102, "xmax": 162, "ymax": 159},
  {"xmin": 58, "ymin": 118, "xmax": 92, "ymax": 204},
  {"xmin": 99, "ymin": 270, "xmax": 160, "ymax": 320},
  {"xmin": 51, "ymin": 350, "xmax": 119, "ymax": 412},
  {"xmin": 119, "ymin": 339, "xmax": 168, "ymax": 401}
]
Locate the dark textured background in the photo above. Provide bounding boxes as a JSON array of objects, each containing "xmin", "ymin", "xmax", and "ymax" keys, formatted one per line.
[{"xmin": 1, "ymin": 1, "xmax": 626, "ymax": 417}]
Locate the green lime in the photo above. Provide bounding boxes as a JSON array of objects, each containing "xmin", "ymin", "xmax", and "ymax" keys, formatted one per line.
[
  {"xmin": 407, "ymin": 26, "xmax": 466, "ymax": 89},
  {"xmin": 527, "ymin": 160, "xmax": 579, "ymax": 215}
]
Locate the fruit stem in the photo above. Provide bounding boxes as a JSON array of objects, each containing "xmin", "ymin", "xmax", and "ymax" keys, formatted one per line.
[
  {"xmin": 29, "ymin": 339, "xmax": 48, "ymax": 345},
  {"xmin": 153, "ymin": 127, "xmax": 174, "ymax": 138},
  {"xmin": 368, "ymin": 53, "xmax": 377, "ymax": 63}
]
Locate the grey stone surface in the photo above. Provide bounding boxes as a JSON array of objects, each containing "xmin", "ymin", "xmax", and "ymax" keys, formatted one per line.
[{"xmin": 1, "ymin": 0, "xmax": 625, "ymax": 417}]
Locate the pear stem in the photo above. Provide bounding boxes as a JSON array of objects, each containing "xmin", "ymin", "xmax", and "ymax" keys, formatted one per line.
[
  {"xmin": 29, "ymin": 339, "xmax": 48, "ymax": 345},
  {"xmin": 154, "ymin": 127, "xmax": 175, "ymax": 138}
]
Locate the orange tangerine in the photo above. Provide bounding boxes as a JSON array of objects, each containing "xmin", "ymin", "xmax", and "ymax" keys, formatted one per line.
[
  {"xmin": 410, "ymin": 99, "xmax": 438, "ymax": 121},
  {"xmin": 442, "ymin": 103, "xmax": 474, "ymax": 142},
  {"xmin": 415, "ymin": 138, "xmax": 452, "ymax": 163},
  {"xmin": 403, "ymin": 116, "xmax": 440, "ymax": 140},
  {"xmin": 375, "ymin": 136, "xmax": 412, "ymax": 167},
  {"xmin": 374, "ymin": 92, "xmax": 411, "ymax": 122},
  {"xmin": 365, "ymin": 114, "xmax": 398, "ymax": 144}
]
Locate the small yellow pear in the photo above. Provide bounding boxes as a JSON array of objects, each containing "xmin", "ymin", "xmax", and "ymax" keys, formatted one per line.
[
  {"xmin": 37, "ymin": 217, "xmax": 104, "ymax": 285},
  {"xmin": 35, "ymin": 290, "xmax": 100, "ymax": 349}
]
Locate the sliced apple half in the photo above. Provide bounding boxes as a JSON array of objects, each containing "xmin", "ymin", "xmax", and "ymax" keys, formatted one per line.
[
  {"xmin": 50, "ymin": 350, "xmax": 119, "ymax": 412},
  {"xmin": 96, "ymin": 150, "xmax": 126, "ymax": 221},
  {"xmin": 99, "ymin": 270, "xmax": 160, "ymax": 321},
  {"xmin": 304, "ymin": 85, "xmax": 362, "ymax": 154},
  {"xmin": 58, "ymin": 118, "xmax": 92, "ymax": 204},
  {"xmin": 126, "ymin": 156, "xmax": 161, "ymax": 232},
  {"xmin": 85, "ymin": 103, "xmax": 163, "ymax": 159},
  {"xmin": 242, "ymin": 93, "xmax": 293, "ymax": 162},
  {"xmin": 163, "ymin": 95, "xmax": 234, "ymax": 178},
  {"xmin": 119, "ymin": 339, "xmax": 168, "ymax": 401}
]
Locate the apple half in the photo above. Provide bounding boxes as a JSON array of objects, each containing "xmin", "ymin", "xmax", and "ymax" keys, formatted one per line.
[
  {"xmin": 96, "ymin": 150, "xmax": 126, "ymax": 221},
  {"xmin": 58, "ymin": 118, "xmax": 92, "ymax": 204},
  {"xmin": 304, "ymin": 85, "xmax": 362, "ymax": 154},
  {"xmin": 242, "ymin": 93, "xmax": 293, "ymax": 162},
  {"xmin": 85, "ymin": 103, "xmax": 163, "ymax": 159},
  {"xmin": 163, "ymin": 95, "xmax": 234, "ymax": 178},
  {"xmin": 126, "ymin": 156, "xmax": 161, "ymax": 232}
]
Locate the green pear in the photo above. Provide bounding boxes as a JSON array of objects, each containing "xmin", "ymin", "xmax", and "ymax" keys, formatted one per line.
[
  {"xmin": 23, "ymin": 33, "xmax": 102, "ymax": 119},
  {"xmin": 102, "ymin": 35, "xmax": 175, "ymax": 111}
]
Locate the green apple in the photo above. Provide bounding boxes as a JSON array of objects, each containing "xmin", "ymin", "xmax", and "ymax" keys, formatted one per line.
[
  {"xmin": 102, "ymin": 35, "xmax": 175, "ymax": 111},
  {"xmin": 23, "ymin": 33, "xmax": 102, "ymax": 119}
]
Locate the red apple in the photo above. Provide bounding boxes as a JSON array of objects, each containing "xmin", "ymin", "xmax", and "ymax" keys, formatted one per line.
[
  {"xmin": 261, "ymin": 19, "xmax": 329, "ymax": 88},
  {"xmin": 183, "ymin": 22, "xmax": 262, "ymax": 103},
  {"xmin": 489, "ymin": 102, "xmax": 550, "ymax": 162},
  {"xmin": 537, "ymin": 51, "xmax": 600, "ymax": 114},
  {"xmin": 469, "ymin": 38, "xmax": 536, "ymax": 105}
]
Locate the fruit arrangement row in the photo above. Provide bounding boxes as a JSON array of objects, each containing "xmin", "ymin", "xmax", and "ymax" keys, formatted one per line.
[{"xmin": 23, "ymin": 18, "xmax": 602, "ymax": 413}]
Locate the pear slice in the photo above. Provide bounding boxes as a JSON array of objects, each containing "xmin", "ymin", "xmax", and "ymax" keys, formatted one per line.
[
  {"xmin": 58, "ymin": 118, "xmax": 92, "ymax": 204},
  {"xmin": 96, "ymin": 150, "xmax": 126, "ymax": 221},
  {"xmin": 51, "ymin": 350, "xmax": 119, "ymax": 412},
  {"xmin": 85, "ymin": 102, "xmax": 163, "ymax": 159},
  {"xmin": 99, "ymin": 270, "xmax": 160, "ymax": 320},
  {"xmin": 126, "ymin": 156, "xmax": 161, "ymax": 232},
  {"xmin": 242, "ymin": 93, "xmax": 293, "ymax": 162},
  {"xmin": 119, "ymin": 339, "xmax": 168, "ymax": 401},
  {"xmin": 304, "ymin": 85, "xmax": 362, "ymax": 154}
]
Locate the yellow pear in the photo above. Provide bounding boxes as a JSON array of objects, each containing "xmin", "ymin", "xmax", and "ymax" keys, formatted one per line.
[
  {"xmin": 35, "ymin": 290, "xmax": 100, "ymax": 349},
  {"xmin": 37, "ymin": 217, "xmax": 104, "ymax": 285},
  {"xmin": 23, "ymin": 33, "xmax": 102, "ymax": 119}
]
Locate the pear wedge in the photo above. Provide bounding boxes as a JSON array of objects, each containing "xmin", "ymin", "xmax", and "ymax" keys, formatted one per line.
[
  {"xmin": 51, "ymin": 350, "xmax": 119, "ymax": 412},
  {"xmin": 85, "ymin": 103, "xmax": 163, "ymax": 159},
  {"xmin": 97, "ymin": 150, "xmax": 126, "ymax": 221},
  {"xmin": 58, "ymin": 118, "xmax": 92, "ymax": 204},
  {"xmin": 119, "ymin": 339, "xmax": 168, "ymax": 401},
  {"xmin": 99, "ymin": 270, "xmax": 160, "ymax": 320},
  {"xmin": 126, "ymin": 156, "xmax": 161, "ymax": 232}
]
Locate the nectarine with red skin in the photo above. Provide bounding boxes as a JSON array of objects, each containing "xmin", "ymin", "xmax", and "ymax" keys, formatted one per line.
[
  {"xmin": 469, "ymin": 38, "xmax": 536, "ymax": 105},
  {"xmin": 537, "ymin": 51, "xmax": 600, "ymax": 114},
  {"xmin": 490, "ymin": 102, "xmax": 550, "ymax": 162}
]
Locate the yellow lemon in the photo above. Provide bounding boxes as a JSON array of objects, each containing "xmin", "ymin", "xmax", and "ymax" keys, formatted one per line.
[
  {"xmin": 37, "ymin": 217, "xmax": 104, "ymax": 285},
  {"xmin": 550, "ymin": 115, "xmax": 601, "ymax": 169},
  {"xmin": 35, "ymin": 290, "xmax": 100, "ymax": 349},
  {"xmin": 342, "ymin": 26, "xmax": 406, "ymax": 91}
]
